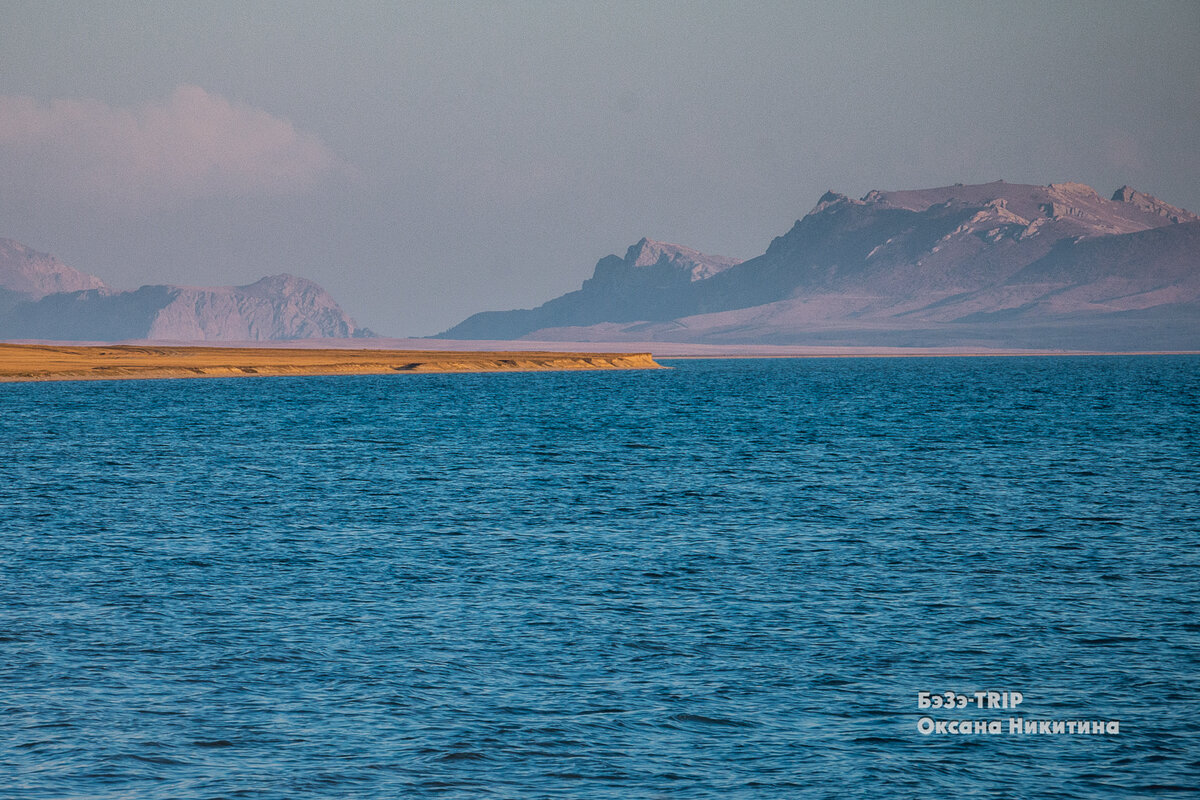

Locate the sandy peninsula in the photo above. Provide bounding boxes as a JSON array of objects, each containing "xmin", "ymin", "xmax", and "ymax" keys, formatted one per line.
[{"xmin": 0, "ymin": 344, "xmax": 662, "ymax": 383}]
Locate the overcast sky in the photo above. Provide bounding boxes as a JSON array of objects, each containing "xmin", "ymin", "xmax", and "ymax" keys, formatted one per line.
[{"xmin": 1, "ymin": 1, "xmax": 1197, "ymax": 335}]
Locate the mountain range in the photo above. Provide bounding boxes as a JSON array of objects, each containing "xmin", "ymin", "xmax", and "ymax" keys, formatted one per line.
[
  {"xmin": 6, "ymin": 179, "xmax": 1198, "ymax": 348},
  {"xmin": 440, "ymin": 181, "xmax": 1200, "ymax": 350},
  {"xmin": 0, "ymin": 239, "xmax": 370, "ymax": 341}
]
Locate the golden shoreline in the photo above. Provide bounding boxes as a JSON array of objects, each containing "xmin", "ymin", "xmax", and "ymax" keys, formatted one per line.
[
  {"xmin": 2, "ymin": 342, "xmax": 1194, "ymax": 383},
  {"xmin": 0, "ymin": 344, "xmax": 663, "ymax": 383}
]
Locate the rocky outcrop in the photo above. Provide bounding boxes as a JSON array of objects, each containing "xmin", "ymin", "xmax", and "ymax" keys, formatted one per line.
[
  {"xmin": 0, "ymin": 240, "xmax": 371, "ymax": 341},
  {"xmin": 443, "ymin": 237, "xmax": 740, "ymax": 339},
  {"xmin": 0, "ymin": 239, "xmax": 107, "ymax": 302},
  {"xmin": 1111, "ymin": 185, "xmax": 1197, "ymax": 224},
  {"xmin": 437, "ymin": 181, "xmax": 1200, "ymax": 349},
  {"xmin": 588, "ymin": 238, "xmax": 741, "ymax": 284},
  {"xmin": 144, "ymin": 275, "xmax": 369, "ymax": 340}
]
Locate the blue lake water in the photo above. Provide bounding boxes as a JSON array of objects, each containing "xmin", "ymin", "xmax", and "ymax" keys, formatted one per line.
[{"xmin": 1, "ymin": 356, "xmax": 1198, "ymax": 798}]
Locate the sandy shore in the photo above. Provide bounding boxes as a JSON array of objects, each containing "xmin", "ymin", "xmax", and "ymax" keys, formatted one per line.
[
  {"xmin": 27, "ymin": 336, "xmax": 1194, "ymax": 358},
  {"xmin": 0, "ymin": 344, "xmax": 663, "ymax": 383}
]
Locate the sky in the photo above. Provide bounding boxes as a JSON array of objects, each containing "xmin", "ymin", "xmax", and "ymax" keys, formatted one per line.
[{"xmin": 1, "ymin": 0, "xmax": 1197, "ymax": 336}]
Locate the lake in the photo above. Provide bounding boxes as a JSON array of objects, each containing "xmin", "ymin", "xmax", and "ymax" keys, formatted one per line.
[{"xmin": 2, "ymin": 356, "xmax": 1198, "ymax": 798}]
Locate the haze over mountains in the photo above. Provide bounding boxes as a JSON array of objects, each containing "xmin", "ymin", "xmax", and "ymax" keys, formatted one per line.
[
  {"xmin": 4, "ymin": 180, "xmax": 1198, "ymax": 349},
  {"xmin": 441, "ymin": 181, "xmax": 1200, "ymax": 350},
  {"xmin": 0, "ymin": 239, "xmax": 370, "ymax": 341}
]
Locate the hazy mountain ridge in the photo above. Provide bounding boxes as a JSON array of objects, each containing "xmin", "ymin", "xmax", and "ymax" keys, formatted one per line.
[
  {"xmin": 0, "ymin": 239, "xmax": 108, "ymax": 303},
  {"xmin": 439, "ymin": 181, "xmax": 1200, "ymax": 349},
  {"xmin": 0, "ymin": 243, "xmax": 370, "ymax": 341},
  {"xmin": 445, "ymin": 237, "xmax": 742, "ymax": 339}
]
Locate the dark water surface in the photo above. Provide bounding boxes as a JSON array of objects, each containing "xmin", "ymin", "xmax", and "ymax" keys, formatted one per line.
[{"xmin": 1, "ymin": 357, "xmax": 1198, "ymax": 798}]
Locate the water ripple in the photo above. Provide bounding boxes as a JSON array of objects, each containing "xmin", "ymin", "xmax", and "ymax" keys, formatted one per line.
[{"xmin": 0, "ymin": 357, "xmax": 1198, "ymax": 798}]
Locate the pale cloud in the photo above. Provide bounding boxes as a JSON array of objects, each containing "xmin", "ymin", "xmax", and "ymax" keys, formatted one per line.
[{"xmin": 0, "ymin": 86, "xmax": 342, "ymax": 211}]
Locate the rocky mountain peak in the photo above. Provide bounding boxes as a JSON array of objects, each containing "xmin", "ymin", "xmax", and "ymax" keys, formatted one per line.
[
  {"xmin": 0, "ymin": 238, "xmax": 108, "ymax": 300},
  {"xmin": 1110, "ymin": 185, "xmax": 1198, "ymax": 224},
  {"xmin": 0, "ymin": 240, "xmax": 371, "ymax": 341},
  {"xmin": 144, "ymin": 274, "xmax": 371, "ymax": 340},
  {"xmin": 622, "ymin": 238, "xmax": 739, "ymax": 276},
  {"xmin": 810, "ymin": 191, "xmax": 855, "ymax": 215},
  {"xmin": 239, "ymin": 273, "xmax": 326, "ymax": 298},
  {"xmin": 1046, "ymin": 182, "xmax": 1101, "ymax": 201},
  {"xmin": 439, "ymin": 178, "xmax": 1200, "ymax": 350},
  {"xmin": 624, "ymin": 237, "xmax": 678, "ymax": 267}
]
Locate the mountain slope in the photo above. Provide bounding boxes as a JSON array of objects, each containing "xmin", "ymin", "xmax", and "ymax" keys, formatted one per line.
[
  {"xmin": 144, "ymin": 275, "xmax": 370, "ymax": 340},
  {"xmin": 444, "ymin": 237, "xmax": 741, "ymax": 339},
  {"xmin": 0, "ymin": 239, "xmax": 108, "ymax": 308},
  {"xmin": 0, "ymin": 241, "xmax": 370, "ymax": 341},
  {"xmin": 438, "ymin": 181, "xmax": 1200, "ymax": 349}
]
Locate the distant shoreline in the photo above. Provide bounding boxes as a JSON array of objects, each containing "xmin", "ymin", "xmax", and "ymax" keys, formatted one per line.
[
  {"xmin": 0, "ymin": 344, "xmax": 663, "ymax": 383},
  {"xmin": 8, "ymin": 337, "xmax": 1197, "ymax": 359},
  {"xmin": 1, "ymin": 342, "xmax": 1195, "ymax": 384},
  {"xmin": 655, "ymin": 351, "xmax": 1200, "ymax": 359}
]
